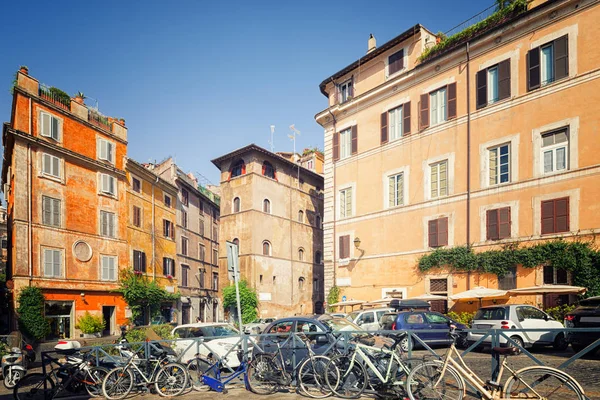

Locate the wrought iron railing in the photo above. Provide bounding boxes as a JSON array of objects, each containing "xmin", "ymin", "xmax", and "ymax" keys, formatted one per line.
[
  {"xmin": 88, "ymin": 110, "xmax": 111, "ymax": 130},
  {"xmin": 38, "ymin": 86, "xmax": 70, "ymax": 111}
]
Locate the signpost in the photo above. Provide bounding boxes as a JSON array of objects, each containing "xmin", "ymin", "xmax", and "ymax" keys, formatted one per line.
[
  {"xmin": 342, "ymin": 295, "xmax": 347, "ymax": 302},
  {"xmin": 226, "ymin": 241, "xmax": 244, "ymax": 344}
]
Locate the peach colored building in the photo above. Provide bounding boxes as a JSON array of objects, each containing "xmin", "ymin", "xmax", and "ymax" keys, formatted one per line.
[
  {"xmin": 315, "ymin": 0, "xmax": 600, "ymax": 312},
  {"xmin": 2, "ymin": 69, "xmax": 129, "ymax": 338}
]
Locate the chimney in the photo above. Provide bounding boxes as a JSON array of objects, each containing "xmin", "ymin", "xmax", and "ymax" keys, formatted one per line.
[{"xmin": 367, "ymin": 34, "xmax": 377, "ymax": 54}]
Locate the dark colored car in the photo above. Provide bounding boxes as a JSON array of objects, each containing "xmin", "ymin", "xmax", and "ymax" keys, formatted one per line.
[
  {"xmin": 565, "ymin": 296, "xmax": 600, "ymax": 353},
  {"xmin": 379, "ymin": 310, "xmax": 468, "ymax": 351}
]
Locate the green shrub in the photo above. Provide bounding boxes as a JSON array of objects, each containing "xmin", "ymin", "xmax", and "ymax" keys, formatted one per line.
[
  {"xmin": 17, "ymin": 286, "xmax": 50, "ymax": 341},
  {"xmin": 76, "ymin": 312, "xmax": 105, "ymax": 334},
  {"xmin": 447, "ymin": 311, "xmax": 476, "ymax": 327},
  {"xmin": 327, "ymin": 286, "xmax": 340, "ymax": 313},
  {"xmin": 223, "ymin": 280, "xmax": 259, "ymax": 324},
  {"xmin": 545, "ymin": 304, "xmax": 576, "ymax": 322},
  {"xmin": 125, "ymin": 324, "xmax": 178, "ymax": 343}
]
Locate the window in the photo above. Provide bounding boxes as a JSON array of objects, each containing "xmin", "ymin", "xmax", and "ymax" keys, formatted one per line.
[
  {"xmin": 100, "ymin": 174, "xmax": 116, "ymax": 196},
  {"xmin": 476, "ymin": 59, "xmax": 511, "ymax": 109},
  {"xmin": 98, "ymin": 139, "xmax": 114, "ymax": 164},
  {"xmin": 163, "ymin": 257, "xmax": 175, "ymax": 277},
  {"xmin": 181, "ymin": 237, "xmax": 188, "ymax": 256},
  {"xmin": 182, "ymin": 210, "xmax": 188, "ymax": 228},
  {"xmin": 428, "ymin": 217, "xmax": 448, "ymax": 248},
  {"xmin": 263, "ymin": 199, "xmax": 271, "ymax": 214},
  {"xmin": 430, "ymin": 87, "xmax": 447, "ymax": 126},
  {"xmin": 338, "ymin": 78, "xmax": 353, "ymax": 103},
  {"xmin": 339, "ymin": 187, "xmax": 353, "ymax": 218},
  {"xmin": 298, "ymin": 277, "xmax": 305, "ymax": 291},
  {"xmin": 42, "ymin": 196, "xmax": 61, "ymax": 227},
  {"xmin": 230, "ymin": 160, "xmax": 245, "ymax": 178},
  {"xmin": 489, "ymin": 144, "xmax": 510, "ymax": 185},
  {"xmin": 199, "ymin": 201, "xmax": 204, "ymax": 216},
  {"xmin": 333, "ymin": 126, "xmax": 357, "ymax": 161},
  {"xmin": 388, "ymin": 173, "xmax": 404, "ymax": 207},
  {"xmin": 315, "ymin": 251, "xmax": 322, "ymax": 264},
  {"xmin": 388, "ymin": 49, "xmax": 404, "ymax": 76},
  {"xmin": 164, "ymin": 194, "xmax": 172, "ymax": 208},
  {"xmin": 316, "ymin": 215, "xmax": 321, "ymax": 229},
  {"xmin": 430, "ymin": 160, "xmax": 448, "ymax": 199},
  {"xmin": 181, "ymin": 265, "xmax": 189, "ymax": 287},
  {"xmin": 213, "ymin": 248, "xmax": 218, "ymax": 265},
  {"xmin": 388, "ymin": 106, "xmax": 403, "ymax": 141},
  {"xmin": 101, "ymin": 255, "xmax": 117, "ymax": 281},
  {"xmin": 1, "ymin": 239, "xmax": 7, "ymax": 249},
  {"xmin": 133, "ymin": 206, "xmax": 141, "ymax": 227},
  {"xmin": 339, "ymin": 235, "xmax": 350, "ymax": 259},
  {"xmin": 306, "ymin": 160, "xmax": 314, "ymax": 170},
  {"xmin": 213, "ymin": 226, "xmax": 218, "ymax": 242},
  {"xmin": 339, "ymin": 128, "xmax": 352, "ymax": 159},
  {"xmin": 541, "ymin": 197, "xmax": 569, "ymax": 234},
  {"xmin": 517, "ymin": 306, "xmax": 547, "ymax": 321},
  {"xmin": 297, "ymin": 210, "xmax": 304, "ymax": 223},
  {"xmin": 498, "ymin": 265, "xmax": 517, "ymax": 290},
  {"xmin": 543, "ymin": 265, "xmax": 569, "ymax": 285},
  {"xmin": 527, "ymin": 35, "xmax": 568, "ymax": 91},
  {"xmin": 298, "ymin": 248, "xmax": 304, "ymax": 261},
  {"xmin": 43, "ymin": 248, "xmax": 62, "ymax": 277},
  {"xmin": 486, "ymin": 207, "xmax": 511, "ymax": 240},
  {"xmin": 132, "ymin": 177, "xmax": 141, "ymax": 193},
  {"xmin": 42, "ymin": 153, "xmax": 60, "ymax": 178},
  {"xmin": 199, "ymin": 219, "xmax": 205, "ymax": 237},
  {"xmin": 199, "ymin": 244, "xmax": 205, "ymax": 262},
  {"xmin": 163, "ymin": 219, "xmax": 174, "ymax": 238},
  {"xmin": 182, "ymin": 189, "xmax": 189, "ymax": 206},
  {"xmin": 232, "ymin": 238, "xmax": 239, "ymax": 248},
  {"xmin": 213, "ymin": 272, "xmax": 219, "ymax": 291},
  {"xmin": 541, "ymin": 129, "xmax": 568, "ymax": 174},
  {"xmin": 233, "ymin": 197, "xmax": 241, "ymax": 213},
  {"xmin": 263, "ymin": 241, "xmax": 271, "ymax": 256},
  {"xmin": 428, "ymin": 278, "xmax": 449, "ymax": 313},
  {"xmin": 420, "ymin": 83, "xmax": 456, "ymax": 130},
  {"xmin": 100, "ymin": 211, "xmax": 116, "ymax": 238},
  {"xmin": 198, "ymin": 268, "xmax": 205, "ymax": 288},
  {"xmin": 262, "ymin": 162, "xmax": 275, "ymax": 179},
  {"xmin": 40, "ymin": 111, "xmax": 60, "ymax": 141},
  {"xmin": 133, "ymin": 250, "xmax": 146, "ymax": 273}
]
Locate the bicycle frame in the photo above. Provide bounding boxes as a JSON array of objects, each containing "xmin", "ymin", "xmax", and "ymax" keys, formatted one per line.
[
  {"xmin": 346, "ymin": 342, "xmax": 409, "ymax": 386},
  {"xmin": 199, "ymin": 354, "xmax": 249, "ymax": 392},
  {"xmin": 120, "ymin": 355, "xmax": 164, "ymax": 386}
]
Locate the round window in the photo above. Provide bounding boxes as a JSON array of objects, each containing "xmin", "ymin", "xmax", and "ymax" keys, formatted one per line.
[{"xmin": 73, "ymin": 240, "xmax": 92, "ymax": 262}]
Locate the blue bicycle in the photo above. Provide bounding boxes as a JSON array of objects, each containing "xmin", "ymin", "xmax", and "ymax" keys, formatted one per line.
[{"xmin": 186, "ymin": 349, "xmax": 249, "ymax": 393}]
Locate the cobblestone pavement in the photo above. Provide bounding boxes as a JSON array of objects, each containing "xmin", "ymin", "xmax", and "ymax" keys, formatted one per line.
[{"xmin": 1, "ymin": 347, "xmax": 598, "ymax": 399}]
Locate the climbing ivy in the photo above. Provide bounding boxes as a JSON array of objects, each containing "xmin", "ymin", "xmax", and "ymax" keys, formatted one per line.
[
  {"xmin": 17, "ymin": 286, "xmax": 50, "ymax": 341},
  {"xmin": 223, "ymin": 280, "xmax": 259, "ymax": 325},
  {"xmin": 418, "ymin": 240, "xmax": 600, "ymax": 297},
  {"xmin": 326, "ymin": 286, "xmax": 340, "ymax": 312}
]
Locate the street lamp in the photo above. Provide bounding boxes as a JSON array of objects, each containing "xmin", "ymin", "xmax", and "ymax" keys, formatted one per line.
[{"xmin": 353, "ymin": 237, "xmax": 361, "ymax": 249}]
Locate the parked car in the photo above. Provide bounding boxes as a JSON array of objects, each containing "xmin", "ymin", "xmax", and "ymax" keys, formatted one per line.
[
  {"xmin": 379, "ymin": 310, "xmax": 468, "ymax": 351},
  {"xmin": 347, "ymin": 307, "xmax": 393, "ymax": 331},
  {"xmin": 565, "ymin": 296, "xmax": 600, "ymax": 353},
  {"xmin": 172, "ymin": 323, "xmax": 251, "ymax": 367},
  {"xmin": 327, "ymin": 313, "xmax": 349, "ymax": 319},
  {"xmin": 468, "ymin": 305, "xmax": 567, "ymax": 350},
  {"xmin": 243, "ymin": 318, "xmax": 276, "ymax": 334}
]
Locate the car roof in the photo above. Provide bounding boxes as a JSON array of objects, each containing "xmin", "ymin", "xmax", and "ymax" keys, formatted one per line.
[{"xmin": 174, "ymin": 322, "xmax": 234, "ymax": 329}]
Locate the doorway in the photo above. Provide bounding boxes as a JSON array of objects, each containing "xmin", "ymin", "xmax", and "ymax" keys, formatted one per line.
[
  {"xmin": 102, "ymin": 306, "xmax": 115, "ymax": 336},
  {"xmin": 182, "ymin": 304, "xmax": 191, "ymax": 325}
]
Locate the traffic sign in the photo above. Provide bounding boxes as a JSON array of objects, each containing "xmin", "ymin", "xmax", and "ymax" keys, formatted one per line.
[
  {"xmin": 226, "ymin": 241, "xmax": 240, "ymax": 281},
  {"xmin": 342, "ymin": 295, "xmax": 347, "ymax": 302}
]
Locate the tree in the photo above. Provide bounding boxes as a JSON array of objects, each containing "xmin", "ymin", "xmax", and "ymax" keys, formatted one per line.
[
  {"xmin": 222, "ymin": 280, "xmax": 258, "ymax": 325},
  {"xmin": 17, "ymin": 286, "xmax": 50, "ymax": 341},
  {"xmin": 495, "ymin": 0, "xmax": 513, "ymax": 10}
]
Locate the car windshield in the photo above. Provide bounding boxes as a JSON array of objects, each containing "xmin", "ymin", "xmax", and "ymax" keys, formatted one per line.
[
  {"xmin": 250, "ymin": 319, "xmax": 264, "ymax": 324},
  {"xmin": 348, "ymin": 311, "xmax": 360, "ymax": 321},
  {"xmin": 199, "ymin": 325, "xmax": 239, "ymax": 337},
  {"xmin": 474, "ymin": 307, "xmax": 508, "ymax": 320},
  {"xmin": 323, "ymin": 317, "xmax": 362, "ymax": 332}
]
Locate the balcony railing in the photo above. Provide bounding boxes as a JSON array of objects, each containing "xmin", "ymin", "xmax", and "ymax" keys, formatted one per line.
[
  {"xmin": 39, "ymin": 86, "xmax": 70, "ymax": 111},
  {"xmin": 88, "ymin": 110, "xmax": 111, "ymax": 130}
]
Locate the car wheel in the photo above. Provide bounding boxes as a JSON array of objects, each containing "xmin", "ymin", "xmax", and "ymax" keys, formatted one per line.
[
  {"xmin": 400, "ymin": 336, "xmax": 412, "ymax": 352},
  {"xmin": 508, "ymin": 335, "xmax": 524, "ymax": 349},
  {"xmin": 552, "ymin": 333, "xmax": 568, "ymax": 351}
]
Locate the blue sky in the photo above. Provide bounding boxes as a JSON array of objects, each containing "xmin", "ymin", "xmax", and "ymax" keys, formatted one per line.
[{"xmin": 0, "ymin": 0, "xmax": 494, "ymax": 185}]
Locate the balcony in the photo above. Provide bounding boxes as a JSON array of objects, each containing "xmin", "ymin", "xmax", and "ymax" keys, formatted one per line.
[
  {"xmin": 39, "ymin": 85, "xmax": 70, "ymax": 111},
  {"xmin": 88, "ymin": 110, "xmax": 111, "ymax": 131}
]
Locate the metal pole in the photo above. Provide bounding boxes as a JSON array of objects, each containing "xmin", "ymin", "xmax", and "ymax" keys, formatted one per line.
[{"xmin": 233, "ymin": 261, "xmax": 245, "ymax": 352}]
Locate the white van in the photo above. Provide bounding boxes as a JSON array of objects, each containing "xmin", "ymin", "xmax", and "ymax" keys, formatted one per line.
[{"xmin": 347, "ymin": 308, "xmax": 393, "ymax": 331}]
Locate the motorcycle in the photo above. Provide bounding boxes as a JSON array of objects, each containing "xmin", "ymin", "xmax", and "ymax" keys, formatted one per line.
[{"xmin": 2, "ymin": 342, "xmax": 35, "ymax": 389}]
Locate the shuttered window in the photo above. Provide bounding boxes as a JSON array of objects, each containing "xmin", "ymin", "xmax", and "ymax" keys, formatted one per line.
[
  {"xmin": 338, "ymin": 78, "xmax": 353, "ymax": 103},
  {"xmin": 339, "ymin": 188, "xmax": 353, "ymax": 218},
  {"xmin": 181, "ymin": 265, "xmax": 189, "ymax": 287},
  {"xmin": 42, "ymin": 153, "xmax": 60, "ymax": 178},
  {"xmin": 388, "ymin": 105, "xmax": 403, "ymax": 141},
  {"xmin": 182, "ymin": 210, "xmax": 188, "ymax": 228},
  {"xmin": 163, "ymin": 257, "xmax": 175, "ymax": 277},
  {"xmin": 100, "ymin": 174, "xmax": 116, "ymax": 196},
  {"xmin": 43, "ymin": 249, "xmax": 62, "ymax": 277},
  {"xmin": 430, "ymin": 87, "xmax": 447, "ymax": 126},
  {"xmin": 430, "ymin": 160, "xmax": 448, "ymax": 199},
  {"xmin": 428, "ymin": 217, "xmax": 448, "ymax": 248},
  {"xmin": 132, "ymin": 177, "xmax": 141, "ymax": 193},
  {"xmin": 388, "ymin": 173, "xmax": 404, "ymax": 207},
  {"xmin": 182, "ymin": 237, "xmax": 188, "ymax": 256},
  {"xmin": 476, "ymin": 59, "xmax": 511, "ymax": 109},
  {"xmin": 42, "ymin": 196, "xmax": 61, "ymax": 227},
  {"xmin": 182, "ymin": 189, "xmax": 189, "ymax": 206},
  {"xmin": 486, "ymin": 207, "xmax": 511, "ymax": 241},
  {"xmin": 489, "ymin": 143, "xmax": 510, "ymax": 185},
  {"xmin": 100, "ymin": 211, "xmax": 116, "ymax": 238},
  {"xmin": 339, "ymin": 235, "xmax": 350, "ymax": 259},
  {"xmin": 527, "ymin": 35, "xmax": 568, "ymax": 91},
  {"xmin": 40, "ymin": 112, "xmax": 60, "ymax": 141},
  {"xmin": 541, "ymin": 197, "xmax": 569, "ymax": 235},
  {"xmin": 101, "ymin": 255, "xmax": 117, "ymax": 281},
  {"xmin": 199, "ymin": 244, "xmax": 205, "ymax": 262},
  {"xmin": 388, "ymin": 50, "xmax": 404, "ymax": 75},
  {"xmin": 133, "ymin": 250, "xmax": 146, "ymax": 273},
  {"xmin": 163, "ymin": 219, "xmax": 174, "ymax": 238},
  {"xmin": 421, "ymin": 83, "xmax": 456, "ymax": 129},
  {"xmin": 133, "ymin": 206, "xmax": 141, "ymax": 227},
  {"xmin": 199, "ymin": 219, "xmax": 205, "ymax": 237},
  {"xmin": 98, "ymin": 139, "xmax": 115, "ymax": 164},
  {"xmin": 339, "ymin": 128, "xmax": 352, "ymax": 159}
]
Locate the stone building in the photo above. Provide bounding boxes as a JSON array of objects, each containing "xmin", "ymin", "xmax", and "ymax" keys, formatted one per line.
[
  {"xmin": 212, "ymin": 144, "xmax": 325, "ymax": 318},
  {"xmin": 315, "ymin": 0, "xmax": 600, "ymax": 312},
  {"xmin": 125, "ymin": 158, "xmax": 178, "ymax": 324},
  {"xmin": 149, "ymin": 158, "xmax": 221, "ymax": 323},
  {"xmin": 2, "ymin": 69, "xmax": 128, "ymax": 338}
]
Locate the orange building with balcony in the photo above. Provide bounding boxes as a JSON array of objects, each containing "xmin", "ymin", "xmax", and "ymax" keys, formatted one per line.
[{"xmin": 2, "ymin": 69, "xmax": 129, "ymax": 339}]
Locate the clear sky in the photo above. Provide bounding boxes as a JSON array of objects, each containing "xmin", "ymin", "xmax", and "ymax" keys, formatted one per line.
[{"xmin": 0, "ymin": 0, "xmax": 494, "ymax": 185}]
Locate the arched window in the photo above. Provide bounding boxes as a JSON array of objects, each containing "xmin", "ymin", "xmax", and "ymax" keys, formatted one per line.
[
  {"xmin": 233, "ymin": 197, "xmax": 241, "ymax": 213},
  {"xmin": 298, "ymin": 248, "xmax": 304, "ymax": 261},
  {"xmin": 298, "ymin": 210, "xmax": 304, "ymax": 223},
  {"xmin": 262, "ymin": 241, "xmax": 271, "ymax": 256},
  {"xmin": 262, "ymin": 161, "xmax": 276, "ymax": 179},
  {"xmin": 298, "ymin": 277, "xmax": 305, "ymax": 291},
  {"xmin": 263, "ymin": 199, "xmax": 271, "ymax": 214},
  {"xmin": 230, "ymin": 159, "xmax": 246, "ymax": 179},
  {"xmin": 316, "ymin": 215, "xmax": 321, "ymax": 229},
  {"xmin": 315, "ymin": 251, "xmax": 322, "ymax": 264},
  {"xmin": 232, "ymin": 238, "xmax": 239, "ymax": 247}
]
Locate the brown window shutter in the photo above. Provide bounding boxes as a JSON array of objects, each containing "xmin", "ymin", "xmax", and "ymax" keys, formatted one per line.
[
  {"xmin": 380, "ymin": 112, "xmax": 388, "ymax": 144},
  {"xmin": 447, "ymin": 83, "xmax": 457, "ymax": 119},
  {"xmin": 486, "ymin": 209, "xmax": 498, "ymax": 240},
  {"xmin": 554, "ymin": 35, "xmax": 569, "ymax": 81},
  {"xmin": 555, "ymin": 197, "xmax": 570, "ymax": 232},
  {"xmin": 419, "ymin": 94, "xmax": 429, "ymax": 130},
  {"xmin": 428, "ymin": 220, "xmax": 438, "ymax": 248},
  {"xmin": 403, "ymin": 101, "xmax": 411, "ymax": 135},
  {"xmin": 541, "ymin": 199, "xmax": 555, "ymax": 234},
  {"xmin": 476, "ymin": 69, "xmax": 488, "ymax": 109},
  {"xmin": 438, "ymin": 217, "xmax": 449, "ymax": 246},
  {"xmin": 351, "ymin": 125, "xmax": 358, "ymax": 155},
  {"xmin": 332, "ymin": 132, "xmax": 340, "ymax": 161},
  {"xmin": 498, "ymin": 207, "xmax": 511, "ymax": 239},
  {"xmin": 498, "ymin": 59, "xmax": 511, "ymax": 101},
  {"xmin": 527, "ymin": 47, "xmax": 541, "ymax": 91},
  {"xmin": 338, "ymin": 236, "xmax": 344, "ymax": 259}
]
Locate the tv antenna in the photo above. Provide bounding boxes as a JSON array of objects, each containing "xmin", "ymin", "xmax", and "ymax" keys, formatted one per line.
[
  {"xmin": 289, "ymin": 124, "xmax": 301, "ymax": 187},
  {"xmin": 269, "ymin": 125, "xmax": 275, "ymax": 152}
]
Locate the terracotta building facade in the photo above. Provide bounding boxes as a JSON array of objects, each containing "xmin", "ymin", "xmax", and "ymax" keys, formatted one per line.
[
  {"xmin": 316, "ymin": 0, "xmax": 600, "ymax": 311},
  {"xmin": 2, "ymin": 69, "xmax": 129, "ymax": 338},
  {"xmin": 212, "ymin": 144, "xmax": 325, "ymax": 318}
]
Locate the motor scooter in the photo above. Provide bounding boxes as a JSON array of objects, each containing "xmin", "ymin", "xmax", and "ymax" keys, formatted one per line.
[{"xmin": 2, "ymin": 342, "xmax": 35, "ymax": 389}]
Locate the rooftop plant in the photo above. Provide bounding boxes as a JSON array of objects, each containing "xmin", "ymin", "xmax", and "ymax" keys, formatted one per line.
[
  {"xmin": 47, "ymin": 86, "xmax": 71, "ymax": 106},
  {"xmin": 302, "ymin": 146, "xmax": 324, "ymax": 157}
]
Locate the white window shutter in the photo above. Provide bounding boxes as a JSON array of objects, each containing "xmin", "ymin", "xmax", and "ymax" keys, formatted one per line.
[
  {"xmin": 52, "ymin": 198, "xmax": 60, "ymax": 226},
  {"xmin": 52, "ymin": 156, "xmax": 60, "ymax": 177},
  {"xmin": 109, "ymin": 176, "xmax": 115, "ymax": 195},
  {"xmin": 51, "ymin": 117, "xmax": 59, "ymax": 140},
  {"xmin": 107, "ymin": 142, "xmax": 113, "ymax": 163},
  {"xmin": 43, "ymin": 154, "xmax": 51, "ymax": 175},
  {"xmin": 102, "ymin": 257, "xmax": 108, "ymax": 280},
  {"xmin": 110, "ymin": 257, "xmax": 116, "ymax": 280},
  {"xmin": 99, "ymin": 140, "xmax": 107, "ymax": 160},
  {"xmin": 44, "ymin": 249, "xmax": 53, "ymax": 276},
  {"xmin": 41, "ymin": 113, "xmax": 50, "ymax": 137},
  {"xmin": 54, "ymin": 250, "xmax": 61, "ymax": 277}
]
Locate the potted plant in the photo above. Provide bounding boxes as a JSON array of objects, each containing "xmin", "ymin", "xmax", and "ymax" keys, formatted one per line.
[
  {"xmin": 74, "ymin": 91, "xmax": 85, "ymax": 105},
  {"xmin": 76, "ymin": 312, "xmax": 105, "ymax": 338},
  {"xmin": 166, "ymin": 274, "xmax": 173, "ymax": 280},
  {"xmin": 19, "ymin": 65, "xmax": 28, "ymax": 75}
]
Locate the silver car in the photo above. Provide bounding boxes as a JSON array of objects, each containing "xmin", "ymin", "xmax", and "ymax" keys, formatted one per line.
[
  {"xmin": 347, "ymin": 307, "xmax": 393, "ymax": 331},
  {"xmin": 243, "ymin": 318, "xmax": 276, "ymax": 334}
]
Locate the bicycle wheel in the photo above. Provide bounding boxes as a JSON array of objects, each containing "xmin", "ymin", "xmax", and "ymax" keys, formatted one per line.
[
  {"xmin": 504, "ymin": 366, "xmax": 585, "ymax": 400},
  {"xmin": 324, "ymin": 354, "xmax": 367, "ymax": 399},
  {"xmin": 102, "ymin": 367, "xmax": 134, "ymax": 400},
  {"xmin": 84, "ymin": 366, "xmax": 109, "ymax": 397},
  {"xmin": 13, "ymin": 373, "xmax": 55, "ymax": 400},
  {"xmin": 406, "ymin": 360, "xmax": 465, "ymax": 400},
  {"xmin": 186, "ymin": 357, "xmax": 215, "ymax": 391},
  {"xmin": 155, "ymin": 362, "xmax": 188, "ymax": 397},
  {"xmin": 298, "ymin": 355, "xmax": 336, "ymax": 398},
  {"xmin": 246, "ymin": 353, "xmax": 279, "ymax": 395}
]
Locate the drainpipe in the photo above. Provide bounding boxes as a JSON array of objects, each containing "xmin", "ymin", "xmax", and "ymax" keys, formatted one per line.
[
  {"xmin": 28, "ymin": 97, "xmax": 32, "ymax": 283},
  {"xmin": 327, "ymin": 89, "xmax": 337, "ymax": 301},
  {"xmin": 289, "ymin": 176, "xmax": 294, "ymax": 311},
  {"xmin": 152, "ymin": 177, "xmax": 157, "ymax": 281},
  {"xmin": 466, "ymin": 42, "xmax": 472, "ymax": 290}
]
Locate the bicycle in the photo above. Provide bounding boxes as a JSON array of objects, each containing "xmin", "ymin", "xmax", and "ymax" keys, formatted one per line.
[
  {"xmin": 405, "ymin": 325, "xmax": 587, "ymax": 400},
  {"xmin": 102, "ymin": 345, "xmax": 188, "ymax": 399},
  {"xmin": 186, "ymin": 348, "xmax": 250, "ymax": 393},
  {"xmin": 14, "ymin": 351, "xmax": 109, "ymax": 399},
  {"xmin": 324, "ymin": 332, "xmax": 423, "ymax": 399}
]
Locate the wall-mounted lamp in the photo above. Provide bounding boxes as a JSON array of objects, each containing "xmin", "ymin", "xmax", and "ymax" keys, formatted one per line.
[
  {"xmin": 80, "ymin": 292, "xmax": 85, "ymax": 300},
  {"xmin": 467, "ymin": 301, "xmax": 474, "ymax": 305},
  {"xmin": 492, "ymin": 299, "xmax": 498, "ymax": 304},
  {"xmin": 353, "ymin": 237, "xmax": 361, "ymax": 249}
]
